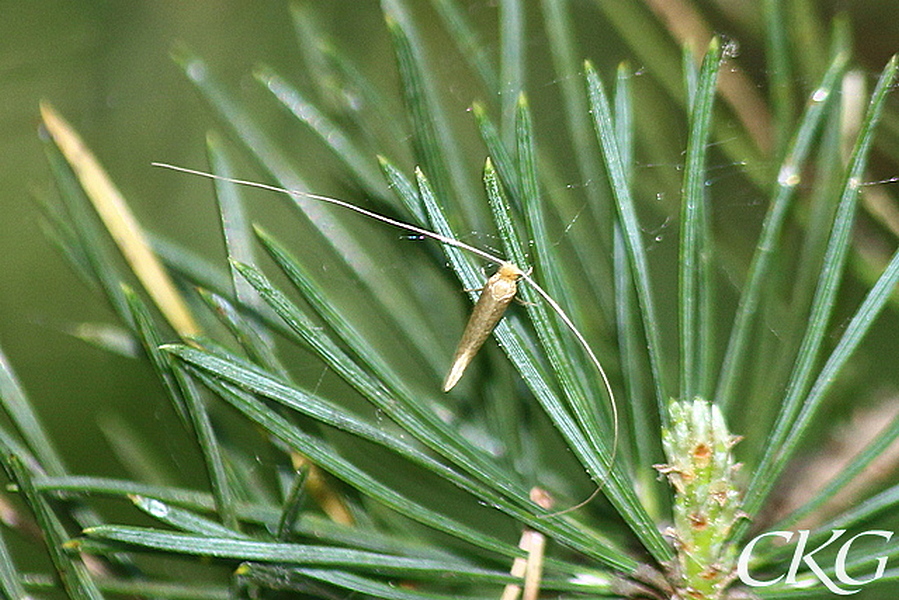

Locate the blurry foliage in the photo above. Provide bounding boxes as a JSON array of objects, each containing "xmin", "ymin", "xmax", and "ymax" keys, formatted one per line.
[{"xmin": 2, "ymin": 1, "xmax": 899, "ymax": 599}]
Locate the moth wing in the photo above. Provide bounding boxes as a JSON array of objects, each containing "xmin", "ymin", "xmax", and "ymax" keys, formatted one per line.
[{"xmin": 442, "ymin": 273, "xmax": 518, "ymax": 392}]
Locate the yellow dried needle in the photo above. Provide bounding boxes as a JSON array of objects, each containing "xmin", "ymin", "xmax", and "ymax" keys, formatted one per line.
[{"xmin": 41, "ymin": 103, "xmax": 200, "ymax": 338}]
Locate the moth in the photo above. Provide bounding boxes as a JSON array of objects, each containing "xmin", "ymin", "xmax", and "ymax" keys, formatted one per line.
[
  {"xmin": 152, "ymin": 163, "xmax": 614, "ymax": 415},
  {"xmin": 443, "ymin": 262, "xmax": 525, "ymax": 392},
  {"xmin": 154, "ymin": 162, "xmax": 620, "ymax": 505}
]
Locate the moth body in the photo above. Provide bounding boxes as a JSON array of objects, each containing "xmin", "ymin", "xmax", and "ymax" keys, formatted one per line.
[{"xmin": 443, "ymin": 262, "xmax": 524, "ymax": 392}]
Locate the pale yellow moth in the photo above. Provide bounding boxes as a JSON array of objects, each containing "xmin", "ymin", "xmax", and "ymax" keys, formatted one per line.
[
  {"xmin": 443, "ymin": 262, "xmax": 524, "ymax": 391},
  {"xmin": 152, "ymin": 163, "xmax": 618, "ymax": 475}
]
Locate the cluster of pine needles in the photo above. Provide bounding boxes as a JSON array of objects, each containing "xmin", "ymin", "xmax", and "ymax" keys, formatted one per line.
[{"xmin": 2, "ymin": 2, "xmax": 899, "ymax": 599}]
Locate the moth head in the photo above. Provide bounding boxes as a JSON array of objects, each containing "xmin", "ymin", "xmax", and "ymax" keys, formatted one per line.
[{"xmin": 497, "ymin": 262, "xmax": 526, "ymax": 281}]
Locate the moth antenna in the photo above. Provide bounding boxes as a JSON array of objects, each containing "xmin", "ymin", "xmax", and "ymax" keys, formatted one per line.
[
  {"xmin": 539, "ymin": 485, "xmax": 601, "ymax": 518},
  {"xmin": 521, "ymin": 274, "xmax": 619, "ymax": 512},
  {"xmin": 154, "ymin": 162, "xmax": 619, "ymax": 500},
  {"xmin": 151, "ymin": 162, "xmax": 505, "ymax": 266}
]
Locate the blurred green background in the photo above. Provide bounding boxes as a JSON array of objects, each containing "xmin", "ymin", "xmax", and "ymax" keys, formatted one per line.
[
  {"xmin": 2, "ymin": 0, "xmax": 899, "ymax": 482},
  {"xmin": 0, "ymin": 2, "xmax": 395, "ymax": 480}
]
